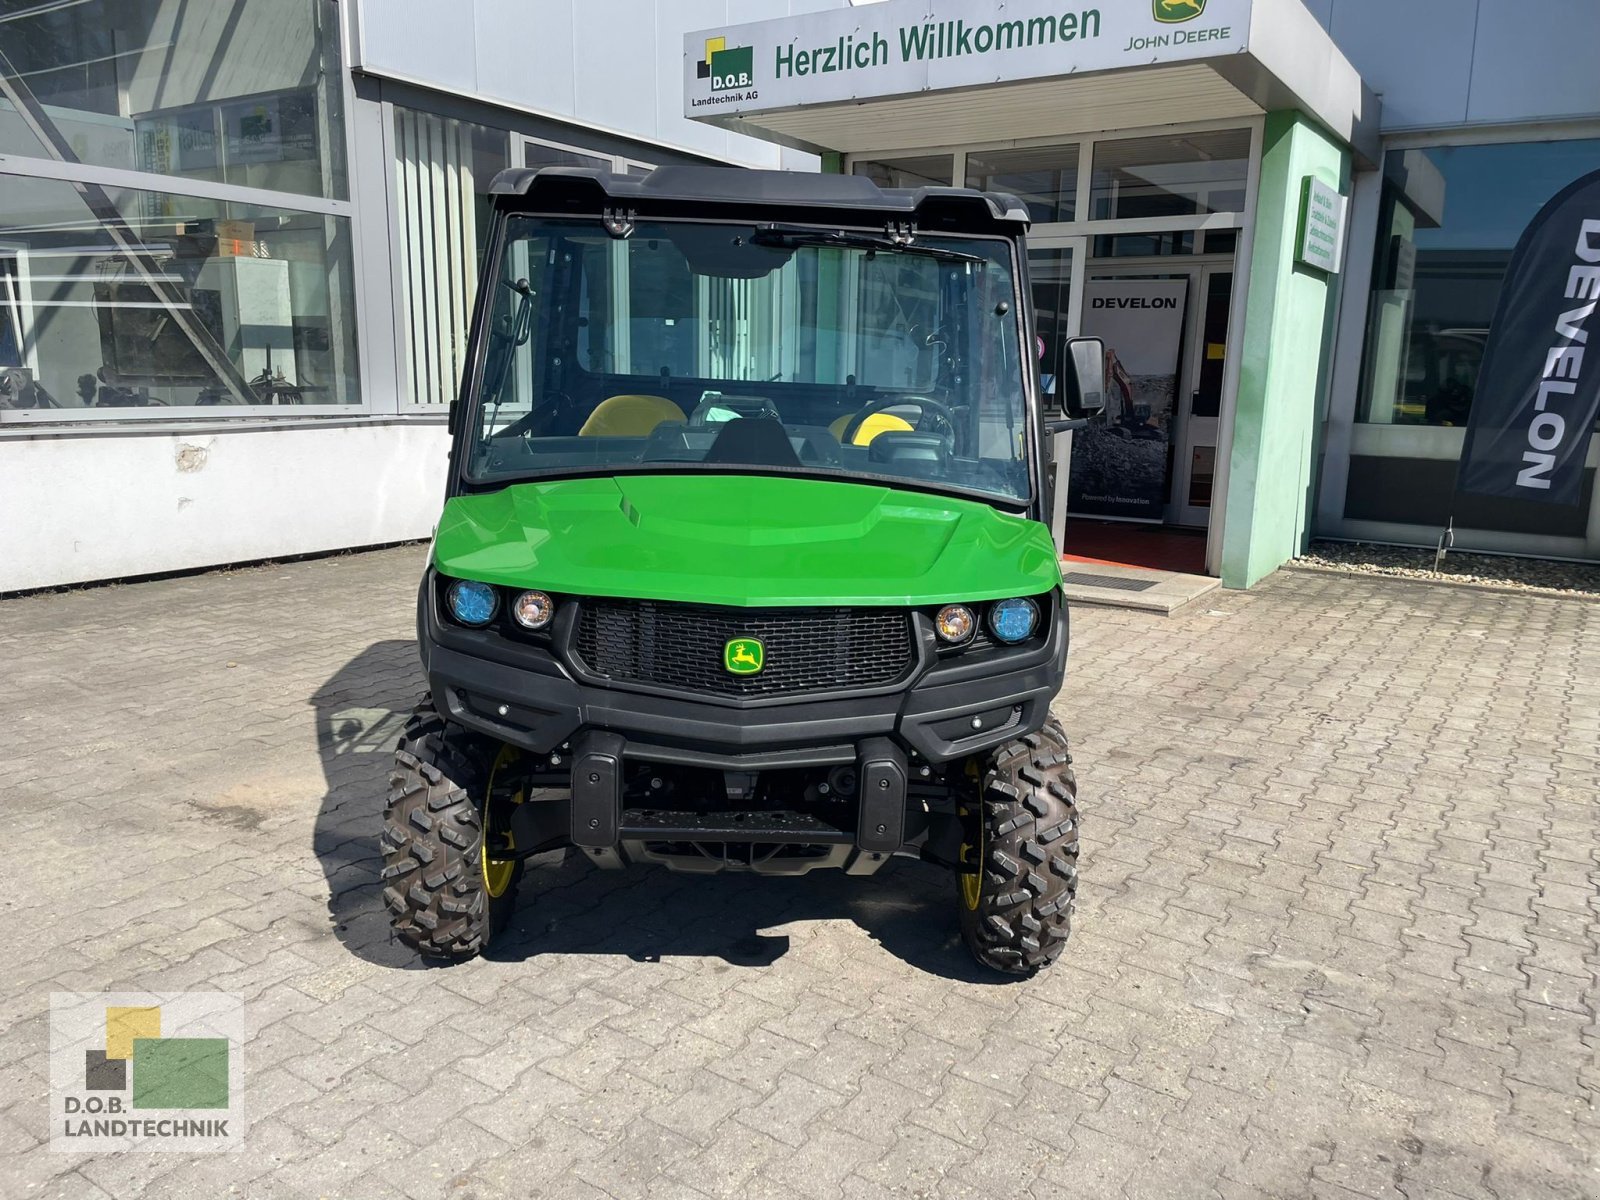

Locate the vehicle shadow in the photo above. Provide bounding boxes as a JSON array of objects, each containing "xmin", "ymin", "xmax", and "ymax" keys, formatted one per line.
[{"xmin": 311, "ymin": 640, "xmax": 1005, "ymax": 982}]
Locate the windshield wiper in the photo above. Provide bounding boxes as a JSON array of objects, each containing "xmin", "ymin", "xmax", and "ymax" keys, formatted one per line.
[{"xmin": 749, "ymin": 224, "xmax": 986, "ymax": 265}]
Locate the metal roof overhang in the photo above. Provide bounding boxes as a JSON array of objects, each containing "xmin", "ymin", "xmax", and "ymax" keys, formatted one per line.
[{"xmin": 688, "ymin": 0, "xmax": 1380, "ymax": 168}]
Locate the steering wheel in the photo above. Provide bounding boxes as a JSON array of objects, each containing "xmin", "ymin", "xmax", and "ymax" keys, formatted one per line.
[{"xmin": 840, "ymin": 395, "xmax": 957, "ymax": 446}]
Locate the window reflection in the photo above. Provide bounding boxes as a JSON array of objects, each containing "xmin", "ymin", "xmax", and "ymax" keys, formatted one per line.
[
  {"xmin": 852, "ymin": 156, "xmax": 953, "ymax": 189},
  {"xmin": 1092, "ymin": 230, "xmax": 1197, "ymax": 258},
  {"xmin": 1090, "ymin": 130, "xmax": 1249, "ymax": 221},
  {"xmin": 965, "ymin": 144, "xmax": 1079, "ymax": 223},
  {"xmin": 0, "ymin": 0, "xmax": 348, "ymax": 199},
  {"xmin": 523, "ymin": 140, "xmax": 610, "ymax": 170},
  {"xmin": 1028, "ymin": 246, "xmax": 1074, "ymax": 413},
  {"xmin": 0, "ymin": 176, "xmax": 358, "ymax": 412}
]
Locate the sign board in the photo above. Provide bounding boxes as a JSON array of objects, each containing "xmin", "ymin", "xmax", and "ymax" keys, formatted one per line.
[
  {"xmin": 1296, "ymin": 176, "xmax": 1347, "ymax": 274},
  {"xmin": 1392, "ymin": 238, "xmax": 1417, "ymax": 292},
  {"xmin": 685, "ymin": 0, "xmax": 1252, "ymax": 122},
  {"xmin": 1068, "ymin": 279, "xmax": 1190, "ymax": 522}
]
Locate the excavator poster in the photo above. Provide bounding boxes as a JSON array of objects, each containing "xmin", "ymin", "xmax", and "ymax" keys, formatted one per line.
[{"xmin": 1068, "ymin": 278, "xmax": 1189, "ymax": 521}]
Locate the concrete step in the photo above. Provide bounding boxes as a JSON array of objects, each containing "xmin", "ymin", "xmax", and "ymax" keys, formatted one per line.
[{"xmin": 1059, "ymin": 560, "xmax": 1221, "ymax": 615}]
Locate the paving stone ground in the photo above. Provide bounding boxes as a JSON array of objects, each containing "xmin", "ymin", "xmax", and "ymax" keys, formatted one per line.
[{"xmin": 2, "ymin": 546, "xmax": 1597, "ymax": 1200}]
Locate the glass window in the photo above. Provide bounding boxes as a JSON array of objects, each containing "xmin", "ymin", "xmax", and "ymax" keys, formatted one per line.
[
  {"xmin": 394, "ymin": 107, "xmax": 508, "ymax": 407},
  {"xmin": 853, "ymin": 255, "xmax": 945, "ymax": 390},
  {"xmin": 524, "ymin": 139, "xmax": 610, "ymax": 170},
  {"xmin": 965, "ymin": 144, "xmax": 1079, "ymax": 223},
  {"xmin": 0, "ymin": 174, "xmax": 358, "ymax": 414},
  {"xmin": 1091, "ymin": 230, "xmax": 1198, "ymax": 258},
  {"xmin": 1027, "ymin": 245, "xmax": 1074, "ymax": 414},
  {"xmin": 1090, "ymin": 130, "xmax": 1250, "ymax": 221},
  {"xmin": 1086, "ymin": 229, "xmax": 1236, "ymax": 259},
  {"xmin": 1347, "ymin": 137, "xmax": 1600, "ymax": 535},
  {"xmin": 852, "ymin": 156, "xmax": 953, "ymax": 189},
  {"xmin": 470, "ymin": 217, "xmax": 1030, "ymax": 504},
  {"xmin": 0, "ymin": 0, "xmax": 348, "ymax": 199},
  {"xmin": 0, "ymin": 255, "xmax": 25, "ymax": 371},
  {"xmin": 1357, "ymin": 138, "xmax": 1600, "ymax": 428}
]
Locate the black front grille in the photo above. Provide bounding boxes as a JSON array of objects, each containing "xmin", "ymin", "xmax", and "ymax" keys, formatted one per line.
[{"xmin": 572, "ymin": 599, "xmax": 916, "ymax": 698}]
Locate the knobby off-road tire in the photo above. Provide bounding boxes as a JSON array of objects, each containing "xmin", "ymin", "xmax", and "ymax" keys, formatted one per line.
[
  {"xmin": 957, "ymin": 718, "xmax": 1079, "ymax": 976},
  {"xmin": 381, "ymin": 697, "xmax": 522, "ymax": 960}
]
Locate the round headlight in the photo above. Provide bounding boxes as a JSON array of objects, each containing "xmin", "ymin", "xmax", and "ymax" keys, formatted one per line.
[
  {"xmin": 446, "ymin": 578, "xmax": 497, "ymax": 626},
  {"xmin": 988, "ymin": 597, "xmax": 1039, "ymax": 644},
  {"xmin": 935, "ymin": 603, "xmax": 976, "ymax": 644},
  {"xmin": 511, "ymin": 590, "xmax": 555, "ymax": 630}
]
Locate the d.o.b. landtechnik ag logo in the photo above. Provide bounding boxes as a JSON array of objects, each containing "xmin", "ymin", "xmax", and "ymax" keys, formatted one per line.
[
  {"xmin": 692, "ymin": 35, "xmax": 757, "ymax": 107},
  {"xmin": 50, "ymin": 992, "xmax": 243, "ymax": 1152},
  {"xmin": 697, "ymin": 36, "xmax": 754, "ymax": 90}
]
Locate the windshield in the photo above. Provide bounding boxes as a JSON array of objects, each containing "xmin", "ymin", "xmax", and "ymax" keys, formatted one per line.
[{"xmin": 465, "ymin": 216, "xmax": 1031, "ymax": 504}]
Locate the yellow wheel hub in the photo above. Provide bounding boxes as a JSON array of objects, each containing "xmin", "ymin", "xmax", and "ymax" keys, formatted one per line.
[
  {"xmin": 959, "ymin": 806, "xmax": 983, "ymax": 911},
  {"xmin": 482, "ymin": 828, "xmax": 516, "ymax": 898},
  {"xmin": 481, "ymin": 745, "xmax": 523, "ymax": 899}
]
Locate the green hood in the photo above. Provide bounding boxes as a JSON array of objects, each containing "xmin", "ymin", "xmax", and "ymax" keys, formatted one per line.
[{"xmin": 432, "ymin": 474, "xmax": 1060, "ymax": 607}]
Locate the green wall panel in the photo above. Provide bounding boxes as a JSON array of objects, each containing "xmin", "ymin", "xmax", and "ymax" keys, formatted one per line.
[{"xmin": 1221, "ymin": 112, "xmax": 1350, "ymax": 588}]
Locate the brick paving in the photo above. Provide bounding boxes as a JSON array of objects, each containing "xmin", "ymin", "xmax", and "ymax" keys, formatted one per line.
[{"xmin": 2, "ymin": 546, "xmax": 1597, "ymax": 1199}]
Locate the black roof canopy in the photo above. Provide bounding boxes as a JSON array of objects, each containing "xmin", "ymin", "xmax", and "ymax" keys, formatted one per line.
[{"xmin": 488, "ymin": 165, "xmax": 1030, "ymax": 234}]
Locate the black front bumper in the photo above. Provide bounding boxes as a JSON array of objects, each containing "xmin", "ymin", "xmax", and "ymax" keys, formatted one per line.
[
  {"xmin": 561, "ymin": 730, "xmax": 914, "ymax": 874},
  {"xmin": 417, "ymin": 578, "xmax": 1068, "ymax": 767}
]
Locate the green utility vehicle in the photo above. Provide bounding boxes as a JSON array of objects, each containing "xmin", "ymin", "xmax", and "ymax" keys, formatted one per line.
[{"xmin": 383, "ymin": 166, "xmax": 1105, "ymax": 975}]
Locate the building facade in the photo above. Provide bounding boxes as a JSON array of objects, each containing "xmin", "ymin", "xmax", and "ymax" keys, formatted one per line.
[
  {"xmin": 683, "ymin": 0, "xmax": 1600, "ymax": 586},
  {"xmin": 1, "ymin": 0, "xmax": 1596, "ymax": 592}
]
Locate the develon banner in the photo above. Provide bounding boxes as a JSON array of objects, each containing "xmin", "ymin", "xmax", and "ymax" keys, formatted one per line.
[
  {"xmin": 1068, "ymin": 278, "xmax": 1189, "ymax": 521},
  {"xmin": 1456, "ymin": 169, "xmax": 1600, "ymax": 507}
]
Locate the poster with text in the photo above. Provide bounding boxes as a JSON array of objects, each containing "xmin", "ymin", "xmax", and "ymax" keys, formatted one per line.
[{"xmin": 1068, "ymin": 278, "xmax": 1189, "ymax": 521}]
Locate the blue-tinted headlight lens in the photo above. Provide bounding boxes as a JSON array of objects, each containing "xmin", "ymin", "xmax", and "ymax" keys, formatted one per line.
[
  {"xmin": 989, "ymin": 597, "xmax": 1039, "ymax": 644},
  {"xmin": 446, "ymin": 579, "xmax": 497, "ymax": 626}
]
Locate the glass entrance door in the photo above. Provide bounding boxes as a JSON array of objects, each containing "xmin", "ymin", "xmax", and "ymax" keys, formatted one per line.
[
  {"xmin": 1174, "ymin": 267, "xmax": 1234, "ymax": 526},
  {"xmin": 1078, "ymin": 257, "xmax": 1235, "ymax": 527},
  {"xmin": 1074, "ymin": 269, "xmax": 1192, "ymax": 523}
]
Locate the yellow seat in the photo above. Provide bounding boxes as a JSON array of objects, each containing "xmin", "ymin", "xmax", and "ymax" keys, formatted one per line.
[
  {"xmin": 578, "ymin": 394, "xmax": 687, "ymax": 437},
  {"xmin": 829, "ymin": 412, "xmax": 915, "ymax": 446}
]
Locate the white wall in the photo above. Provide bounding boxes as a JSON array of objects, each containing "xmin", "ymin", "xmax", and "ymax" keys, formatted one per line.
[
  {"xmin": 352, "ymin": 0, "xmax": 833, "ymax": 169},
  {"xmin": 0, "ymin": 422, "xmax": 448, "ymax": 592},
  {"xmin": 1315, "ymin": 0, "xmax": 1600, "ymax": 131}
]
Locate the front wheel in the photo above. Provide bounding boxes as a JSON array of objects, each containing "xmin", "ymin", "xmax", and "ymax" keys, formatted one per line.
[
  {"xmin": 956, "ymin": 719, "xmax": 1079, "ymax": 976},
  {"xmin": 381, "ymin": 698, "xmax": 523, "ymax": 960}
]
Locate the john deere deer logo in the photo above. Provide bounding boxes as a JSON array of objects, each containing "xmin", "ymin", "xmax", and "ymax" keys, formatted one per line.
[
  {"xmin": 1154, "ymin": 0, "xmax": 1206, "ymax": 21},
  {"xmin": 724, "ymin": 637, "xmax": 764, "ymax": 675}
]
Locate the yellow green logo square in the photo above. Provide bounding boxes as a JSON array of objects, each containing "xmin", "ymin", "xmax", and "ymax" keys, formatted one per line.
[
  {"xmin": 132, "ymin": 1037, "xmax": 230, "ymax": 1109},
  {"xmin": 105, "ymin": 1006, "xmax": 160, "ymax": 1061},
  {"xmin": 724, "ymin": 637, "xmax": 764, "ymax": 674}
]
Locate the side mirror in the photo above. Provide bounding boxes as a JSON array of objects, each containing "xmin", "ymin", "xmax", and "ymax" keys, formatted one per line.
[{"xmin": 1057, "ymin": 336, "xmax": 1106, "ymax": 419}]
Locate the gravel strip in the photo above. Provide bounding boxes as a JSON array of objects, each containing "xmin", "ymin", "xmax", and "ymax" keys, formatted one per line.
[{"xmin": 1292, "ymin": 540, "xmax": 1600, "ymax": 598}]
